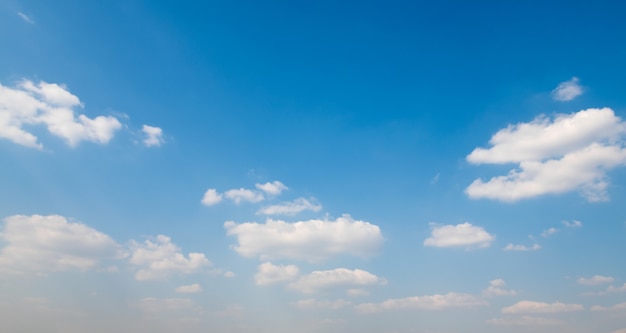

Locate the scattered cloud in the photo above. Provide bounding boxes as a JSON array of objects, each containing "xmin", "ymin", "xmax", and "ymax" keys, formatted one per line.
[
  {"xmin": 552, "ymin": 77, "xmax": 583, "ymax": 102},
  {"xmin": 541, "ymin": 227, "xmax": 559, "ymax": 238},
  {"xmin": 128, "ymin": 235, "xmax": 211, "ymax": 281},
  {"xmin": 466, "ymin": 108, "xmax": 626, "ymax": 202},
  {"xmin": 483, "ymin": 279, "xmax": 516, "ymax": 297},
  {"xmin": 356, "ymin": 293, "xmax": 486, "ymax": 313},
  {"xmin": 224, "ymin": 188, "xmax": 264, "ymax": 204},
  {"xmin": 175, "ymin": 283, "xmax": 203, "ymax": 294},
  {"xmin": 223, "ymin": 271, "xmax": 235, "ymax": 278},
  {"xmin": 0, "ymin": 80, "xmax": 123, "ymax": 149},
  {"xmin": 288, "ymin": 268, "xmax": 385, "ymax": 294},
  {"xmin": 17, "ymin": 12, "xmax": 34, "ymax": 24},
  {"xmin": 0, "ymin": 215, "xmax": 125, "ymax": 274},
  {"xmin": 562, "ymin": 220, "xmax": 583, "ymax": 228},
  {"xmin": 142, "ymin": 125, "xmax": 164, "ymax": 147},
  {"xmin": 255, "ymin": 181, "xmax": 288, "ymax": 196},
  {"xmin": 224, "ymin": 214, "xmax": 383, "ymax": 262},
  {"xmin": 294, "ymin": 299, "xmax": 351, "ymax": 310},
  {"xmin": 503, "ymin": 243, "xmax": 541, "ymax": 251},
  {"xmin": 486, "ymin": 316, "xmax": 564, "ymax": 326},
  {"xmin": 201, "ymin": 189, "xmax": 223, "ymax": 206},
  {"xmin": 254, "ymin": 262, "xmax": 299, "ymax": 285},
  {"xmin": 577, "ymin": 275, "xmax": 614, "ymax": 286},
  {"xmin": 590, "ymin": 302, "xmax": 626, "ymax": 312},
  {"xmin": 257, "ymin": 197, "xmax": 322, "ymax": 216},
  {"xmin": 501, "ymin": 301, "xmax": 583, "ymax": 314},
  {"xmin": 423, "ymin": 222, "xmax": 494, "ymax": 249}
]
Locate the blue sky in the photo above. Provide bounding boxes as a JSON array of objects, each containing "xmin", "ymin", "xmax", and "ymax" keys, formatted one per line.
[{"xmin": 1, "ymin": 1, "xmax": 626, "ymax": 332}]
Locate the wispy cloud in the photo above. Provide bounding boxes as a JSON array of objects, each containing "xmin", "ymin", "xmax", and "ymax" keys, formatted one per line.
[
  {"xmin": 552, "ymin": 77, "xmax": 583, "ymax": 101},
  {"xmin": 17, "ymin": 12, "xmax": 35, "ymax": 24}
]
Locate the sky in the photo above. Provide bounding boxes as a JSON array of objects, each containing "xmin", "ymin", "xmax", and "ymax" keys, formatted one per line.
[{"xmin": 1, "ymin": 1, "xmax": 626, "ymax": 332}]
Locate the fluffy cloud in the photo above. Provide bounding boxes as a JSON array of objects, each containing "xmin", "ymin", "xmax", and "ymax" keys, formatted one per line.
[
  {"xmin": 0, "ymin": 80, "xmax": 122, "ymax": 149},
  {"xmin": 128, "ymin": 235, "xmax": 211, "ymax": 281},
  {"xmin": 224, "ymin": 215, "xmax": 383, "ymax": 262},
  {"xmin": 503, "ymin": 243, "xmax": 541, "ymax": 251},
  {"xmin": 577, "ymin": 275, "xmax": 614, "ymax": 285},
  {"xmin": 501, "ymin": 301, "xmax": 583, "ymax": 314},
  {"xmin": 483, "ymin": 279, "xmax": 516, "ymax": 297},
  {"xmin": 175, "ymin": 283, "xmax": 203, "ymax": 294},
  {"xmin": 142, "ymin": 125, "xmax": 164, "ymax": 147},
  {"xmin": 224, "ymin": 188, "xmax": 264, "ymax": 204},
  {"xmin": 201, "ymin": 189, "xmax": 223, "ymax": 206},
  {"xmin": 255, "ymin": 181, "xmax": 288, "ymax": 196},
  {"xmin": 0, "ymin": 215, "xmax": 124, "ymax": 273},
  {"xmin": 466, "ymin": 108, "xmax": 626, "ymax": 202},
  {"xmin": 486, "ymin": 316, "xmax": 564, "ymax": 326},
  {"xmin": 423, "ymin": 223, "xmax": 494, "ymax": 249},
  {"xmin": 288, "ymin": 268, "xmax": 385, "ymax": 294},
  {"xmin": 356, "ymin": 293, "xmax": 486, "ymax": 313},
  {"xmin": 552, "ymin": 77, "xmax": 583, "ymax": 101},
  {"xmin": 254, "ymin": 262, "xmax": 299, "ymax": 285},
  {"xmin": 257, "ymin": 197, "xmax": 322, "ymax": 216},
  {"xmin": 294, "ymin": 299, "xmax": 351, "ymax": 310}
]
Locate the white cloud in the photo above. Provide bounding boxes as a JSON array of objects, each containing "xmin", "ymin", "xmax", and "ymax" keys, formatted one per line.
[
  {"xmin": 224, "ymin": 188, "xmax": 264, "ymax": 204},
  {"xmin": 223, "ymin": 271, "xmax": 235, "ymax": 278},
  {"xmin": 128, "ymin": 235, "xmax": 211, "ymax": 281},
  {"xmin": 466, "ymin": 108, "xmax": 626, "ymax": 202},
  {"xmin": 254, "ymin": 262, "xmax": 299, "ymax": 285},
  {"xmin": 483, "ymin": 279, "xmax": 516, "ymax": 297},
  {"xmin": 257, "ymin": 197, "xmax": 322, "ymax": 216},
  {"xmin": 224, "ymin": 214, "xmax": 383, "ymax": 262},
  {"xmin": 607, "ymin": 283, "xmax": 626, "ymax": 293},
  {"xmin": 175, "ymin": 283, "xmax": 202, "ymax": 294},
  {"xmin": 577, "ymin": 275, "xmax": 614, "ymax": 286},
  {"xmin": 17, "ymin": 12, "xmax": 34, "ymax": 24},
  {"xmin": 423, "ymin": 223, "xmax": 494, "ymax": 249},
  {"xmin": 0, "ymin": 215, "xmax": 124, "ymax": 273},
  {"xmin": 590, "ymin": 302, "xmax": 626, "ymax": 312},
  {"xmin": 562, "ymin": 220, "xmax": 583, "ymax": 228},
  {"xmin": 0, "ymin": 80, "xmax": 122, "ymax": 149},
  {"xmin": 501, "ymin": 301, "xmax": 583, "ymax": 314},
  {"xmin": 541, "ymin": 227, "xmax": 559, "ymax": 238},
  {"xmin": 201, "ymin": 189, "xmax": 223, "ymax": 206},
  {"xmin": 288, "ymin": 268, "xmax": 385, "ymax": 294},
  {"xmin": 294, "ymin": 299, "xmax": 351, "ymax": 310},
  {"xmin": 486, "ymin": 316, "xmax": 564, "ymax": 326},
  {"xmin": 356, "ymin": 293, "xmax": 486, "ymax": 313},
  {"xmin": 552, "ymin": 77, "xmax": 583, "ymax": 101},
  {"xmin": 503, "ymin": 243, "xmax": 541, "ymax": 251},
  {"xmin": 142, "ymin": 125, "xmax": 164, "ymax": 147},
  {"xmin": 255, "ymin": 181, "xmax": 288, "ymax": 195}
]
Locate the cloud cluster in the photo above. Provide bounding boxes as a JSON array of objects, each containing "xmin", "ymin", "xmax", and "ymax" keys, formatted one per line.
[
  {"xmin": 577, "ymin": 275, "xmax": 614, "ymax": 286},
  {"xmin": 466, "ymin": 108, "xmax": 626, "ymax": 201},
  {"xmin": 288, "ymin": 268, "xmax": 386, "ymax": 294},
  {"xmin": 0, "ymin": 80, "xmax": 122, "ymax": 149},
  {"xmin": 501, "ymin": 301, "xmax": 583, "ymax": 314},
  {"xmin": 224, "ymin": 214, "xmax": 383, "ymax": 262},
  {"xmin": 483, "ymin": 279, "xmax": 516, "ymax": 297},
  {"xmin": 254, "ymin": 262, "xmax": 300, "ymax": 285},
  {"xmin": 201, "ymin": 181, "xmax": 288, "ymax": 207},
  {"xmin": 128, "ymin": 235, "xmax": 211, "ymax": 281},
  {"xmin": 0, "ymin": 215, "xmax": 125, "ymax": 273},
  {"xmin": 423, "ymin": 223, "xmax": 494, "ymax": 249}
]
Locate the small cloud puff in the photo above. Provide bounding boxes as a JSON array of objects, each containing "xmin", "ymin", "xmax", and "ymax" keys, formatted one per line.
[
  {"xmin": 141, "ymin": 125, "xmax": 164, "ymax": 147},
  {"xmin": 552, "ymin": 77, "xmax": 583, "ymax": 101}
]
